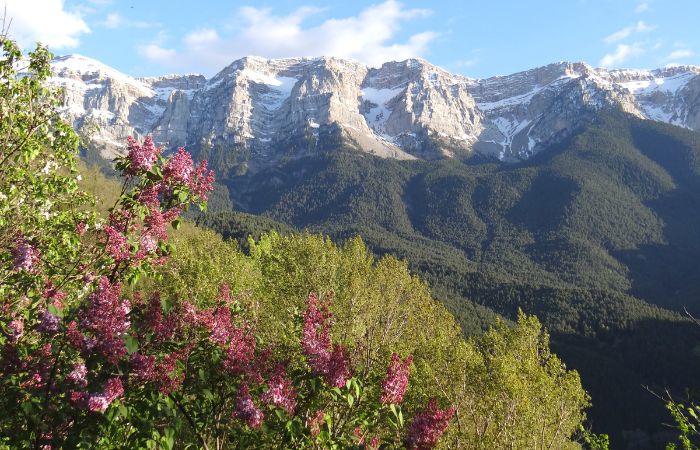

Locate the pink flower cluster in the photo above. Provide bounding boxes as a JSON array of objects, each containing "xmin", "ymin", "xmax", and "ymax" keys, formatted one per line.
[
  {"xmin": 71, "ymin": 377, "xmax": 124, "ymax": 413},
  {"xmin": 36, "ymin": 309, "xmax": 60, "ymax": 335},
  {"xmin": 67, "ymin": 362, "xmax": 88, "ymax": 387},
  {"xmin": 300, "ymin": 293, "xmax": 351, "ymax": 388},
  {"xmin": 129, "ymin": 348, "xmax": 187, "ymax": 395},
  {"xmin": 75, "ymin": 221, "xmax": 87, "ymax": 236},
  {"xmin": 104, "ymin": 225, "xmax": 130, "ymax": 263},
  {"xmin": 142, "ymin": 294, "xmax": 177, "ymax": 343},
  {"xmin": 153, "ymin": 350, "xmax": 188, "ymax": 395},
  {"xmin": 42, "ymin": 281, "xmax": 67, "ymax": 306},
  {"xmin": 405, "ymin": 399, "xmax": 455, "ymax": 450},
  {"xmin": 105, "ymin": 138, "xmax": 213, "ymax": 269},
  {"xmin": 208, "ymin": 306, "xmax": 234, "ymax": 346},
  {"xmin": 12, "ymin": 239, "xmax": 40, "ymax": 273},
  {"xmin": 261, "ymin": 364, "xmax": 297, "ymax": 415},
  {"xmin": 380, "ymin": 353, "xmax": 413, "ymax": 405},
  {"xmin": 77, "ymin": 277, "xmax": 130, "ymax": 363},
  {"xmin": 234, "ymin": 383, "xmax": 263, "ymax": 428},
  {"xmin": 7, "ymin": 319, "xmax": 24, "ymax": 343},
  {"xmin": 126, "ymin": 136, "xmax": 161, "ymax": 175},
  {"xmin": 163, "ymin": 148, "xmax": 215, "ymax": 201},
  {"xmin": 129, "ymin": 352, "xmax": 155, "ymax": 381}
]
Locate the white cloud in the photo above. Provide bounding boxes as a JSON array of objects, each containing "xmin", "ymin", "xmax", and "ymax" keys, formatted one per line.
[
  {"xmin": 137, "ymin": 0, "xmax": 438, "ymax": 74},
  {"xmin": 103, "ymin": 12, "xmax": 121, "ymax": 28},
  {"xmin": 455, "ymin": 59, "xmax": 478, "ymax": 68},
  {"xmin": 3, "ymin": 0, "xmax": 91, "ymax": 49},
  {"xmin": 183, "ymin": 29, "xmax": 219, "ymax": 47},
  {"xmin": 101, "ymin": 12, "xmax": 151, "ymax": 29},
  {"xmin": 634, "ymin": 2, "xmax": 650, "ymax": 13},
  {"xmin": 138, "ymin": 43, "xmax": 176, "ymax": 61},
  {"xmin": 599, "ymin": 43, "xmax": 645, "ymax": 67},
  {"xmin": 603, "ymin": 21, "xmax": 655, "ymax": 44},
  {"xmin": 666, "ymin": 49, "xmax": 694, "ymax": 60}
]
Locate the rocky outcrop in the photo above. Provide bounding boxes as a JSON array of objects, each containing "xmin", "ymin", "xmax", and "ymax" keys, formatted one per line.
[{"xmin": 48, "ymin": 54, "xmax": 700, "ymax": 168}]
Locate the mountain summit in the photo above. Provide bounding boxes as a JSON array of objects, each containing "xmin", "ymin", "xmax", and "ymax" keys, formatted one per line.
[{"xmin": 50, "ymin": 54, "xmax": 700, "ymax": 168}]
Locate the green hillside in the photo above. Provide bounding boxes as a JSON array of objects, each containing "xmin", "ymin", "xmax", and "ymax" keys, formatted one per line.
[{"xmin": 196, "ymin": 112, "xmax": 700, "ymax": 448}]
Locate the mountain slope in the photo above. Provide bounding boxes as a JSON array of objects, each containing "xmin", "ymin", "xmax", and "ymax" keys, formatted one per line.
[
  {"xmin": 200, "ymin": 113, "xmax": 700, "ymax": 447},
  {"xmin": 50, "ymin": 54, "xmax": 700, "ymax": 167},
  {"xmin": 226, "ymin": 113, "xmax": 700, "ymax": 311}
]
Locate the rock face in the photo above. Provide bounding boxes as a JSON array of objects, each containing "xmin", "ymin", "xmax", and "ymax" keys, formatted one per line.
[{"xmin": 48, "ymin": 54, "xmax": 700, "ymax": 168}]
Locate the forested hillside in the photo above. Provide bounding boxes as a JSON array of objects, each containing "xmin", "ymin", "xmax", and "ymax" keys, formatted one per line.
[{"xmin": 193, "ymin": 112, "xmax": 700, "ymax": 447}]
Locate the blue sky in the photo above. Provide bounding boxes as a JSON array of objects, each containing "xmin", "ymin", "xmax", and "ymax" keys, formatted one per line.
[{"xmin": 5, "ymin": 0, "xmax": 699, "ymax": 78}]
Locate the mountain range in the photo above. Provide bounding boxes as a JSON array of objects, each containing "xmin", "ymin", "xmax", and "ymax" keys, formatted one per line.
[
  {"xmin": 50, "ymin": 54, "xmax": 700, "ymax": 168},
  {"xmin": 50, "ymin": 53, "xmax": 700, "ymax": 449}
]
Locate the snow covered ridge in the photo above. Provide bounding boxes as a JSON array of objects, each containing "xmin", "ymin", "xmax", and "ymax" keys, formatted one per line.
[{"xmin": 48, "ymin": 54, "xmax": 700, "ymax": 163}]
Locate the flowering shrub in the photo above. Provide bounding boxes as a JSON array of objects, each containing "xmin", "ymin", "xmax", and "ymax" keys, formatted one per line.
[{"xmin": 0, "ymin": 37, "xmax": 453, "ymax": 449}]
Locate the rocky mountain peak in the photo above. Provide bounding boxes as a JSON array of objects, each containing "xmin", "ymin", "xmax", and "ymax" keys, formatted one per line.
[{"xmin": 48, "ymin": 54, "xmax": 700, "ymax": 168}]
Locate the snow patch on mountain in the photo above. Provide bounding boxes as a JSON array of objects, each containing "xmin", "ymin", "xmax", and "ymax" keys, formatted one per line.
[
  {"xmin": 361, "ymin": 86, "xmax": 403, "ymax": 139},
  {"xmin": 48, "ymin": 54, "xmax": 700, "ymax": 164}
]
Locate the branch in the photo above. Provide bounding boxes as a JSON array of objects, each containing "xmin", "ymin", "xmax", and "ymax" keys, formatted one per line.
[{"xmin": 169, "ymin": 393, "xmax": 210, "ymax": 450}]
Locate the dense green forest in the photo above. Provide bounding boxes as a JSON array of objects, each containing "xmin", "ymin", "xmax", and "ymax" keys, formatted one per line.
[{"xmin": 185, "ymin": 112, "xmax": 700, "ymax": 448}]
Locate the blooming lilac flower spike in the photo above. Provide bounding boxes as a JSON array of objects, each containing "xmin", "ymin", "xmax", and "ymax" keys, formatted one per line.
[
  {"xmin": 7, "ymin": 319, "xmax": 24, "ymax": 343},
  {"xmin": 300, "ymin": 293, "xmax": 352, "ymax": 387},
  {"xmin": 73, "ymin": 377, "xmax": 125, "ymax": 413},
  {"xmin": 36, "ymin": 309, "xmax": 60, "ymax": 334},
  {"xmin": 162, "ymin": 147, "xmax": 214, "ymax": 201},
  {"xmin": 87, "ymin": 377, "xmax": 124, "ymax": 413},
  {"xmin": 326, "ymin": 344, "xmax": 351, "ymax": 388},
  {"xmin": 67, "ymin": 362, "xmax": 88, "ymax": 387},
  {"xmin": 12, "ymin": 239, "xmax": 40, "ymax": 273},
  {"xmin": 380, "ymin": 353, "xmax": 413, "ymax": 405},
  {"xmin": 261, "ymin": 364, "xmax": 297, "ymax": 415},
  {"xmin": 104, "ymin": 225, "xmax": 130, "ymax": 263},
  {"xmin": 163, "ymin": 148, "xmax": 194, "ymax": 184},
  {"xmin": 234, "ymin": 383, "xmax": 264, "ymax": 428},
  {"xmin": 126, "ymin": 136, "xmax": 160, "ymax": 175},
  {"xmin": 79, "ymin": 277, "xmax": 131, "ymax": 363},
  {"xmin": 405, "ymin": 398, "xmax": 455, "ymax": 450}
]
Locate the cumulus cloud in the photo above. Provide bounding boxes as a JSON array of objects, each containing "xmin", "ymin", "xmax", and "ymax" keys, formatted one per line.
[
  {"xmin": 603, "ymin": 21, "xmax": 655, "ymax": 44},
  {"xmin": 599, "ymin": 43, "xmax": 645, "ymax": 67},
  {"xmin": 137, "ymin": 0, "xmax": 438, "ymax": 74},
  {"xmin": 3, "ymin": 0, "xmax": 90, "ymax": 49}
]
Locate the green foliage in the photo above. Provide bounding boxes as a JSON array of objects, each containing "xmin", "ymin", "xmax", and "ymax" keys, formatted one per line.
[
  {"xmin": 579, "ymin": 426, "xmax": 610, "ymax": 450},
  {"xmin": 0, "ymin": 38, "xmax": 94, "ymax": 299},
  {"xmin": 666, "ymin": 401, "xmax": 700, "ymax": 449},
  {"xmin": 434, "ymin": 312, "xmax": 590, "ymax": 449},
  {"xmin": 193, "ymin": 112, "xmax": 700, "ymax": 446},
  {"xmin": 147, "ymin": 226, "xmax": 591, "ymax": 448}
]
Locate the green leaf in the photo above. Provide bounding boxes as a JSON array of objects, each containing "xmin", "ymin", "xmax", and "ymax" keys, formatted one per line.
[
  {"xmin": 124, "ymin": 335, "xmax": 139, "ymax": 354},
  {"xmin": 47, "ymin": 303, "xmax": 62, "ymax": 317},
  {"xmin": 389, "ymin": 404, "xmax": 397, "ymax": 417}
]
